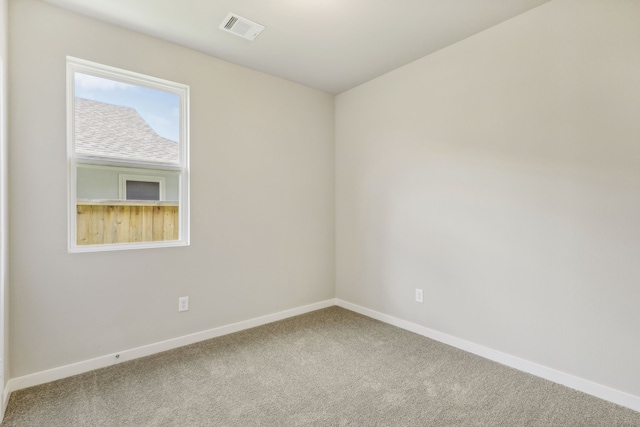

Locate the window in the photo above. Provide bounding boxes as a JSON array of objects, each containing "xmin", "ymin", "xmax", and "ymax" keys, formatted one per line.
[
  {"xmin": 119, "ymin": 175, "xmax": 166, "ymax": 201},
  {"xmin": 67, "ymin": 57, "xmax": 189, "ymax": 252},
  {"xmin": 125, "ymin": 180, "xmax": 160, "ymax": 201}
]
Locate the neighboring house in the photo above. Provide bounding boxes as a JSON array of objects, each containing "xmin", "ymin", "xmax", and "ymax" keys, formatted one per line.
[
  {"xmin": 74, "ymin": 98, "xmax": 181, "ymax": 245},
  {"xmin": 74, "ymin": 98, "xmax": 180, "ymax": 202},
  {"xmin": 75, "ymin": 97, "xmax": 179, "ymax": 164}
]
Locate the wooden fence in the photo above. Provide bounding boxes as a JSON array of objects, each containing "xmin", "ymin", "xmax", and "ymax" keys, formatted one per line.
[{"xmin": 77, "ymin": 200, "xmax": 179, "ymax": 245}]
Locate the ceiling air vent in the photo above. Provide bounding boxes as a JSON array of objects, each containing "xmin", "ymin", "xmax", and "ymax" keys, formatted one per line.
[{"xmin": 219, "ymin": 13, "xmax": 265, "ymax": 41}]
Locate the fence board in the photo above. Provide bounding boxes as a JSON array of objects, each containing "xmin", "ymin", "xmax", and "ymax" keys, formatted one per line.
[
  {"xmin": 142, "ymin": 206, "xmax": 153, "ymax": 241},
  {"xmin": 164, "ymin": 207, "xmax": 175, "ymax": 240},
  {"xmin": 116, "ymin": 206, "xmax": 130, "ymax": 243},
  {"xmin": 77, "ymin": 205, "xmax": 91, "ymax": 245},
  {"xmin": 172, "ymin": 207, "xmax": 179, "ymax": 240},
  {"xmin": 129, "ymin": 206, "xmax": 143, "ymax": 242},
  {"xmin": 152, "ymin": 206, "xmax": 164, "ymax": 241},
  {"xmin": 89, "ymin": 205, "xmax": 105, "ymax": 245},
  {"xmin": 104, "ymin": 205, "xmax": 118, "ymax": 244}
]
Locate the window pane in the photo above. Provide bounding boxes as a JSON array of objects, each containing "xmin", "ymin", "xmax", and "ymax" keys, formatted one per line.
[
  {"xmin": 74, "ymin": 72, "xmax": 180, "ymax": 165},
  {"xmin": 126, "ymin": 181, "xmax": 160, "ymax": 200}
]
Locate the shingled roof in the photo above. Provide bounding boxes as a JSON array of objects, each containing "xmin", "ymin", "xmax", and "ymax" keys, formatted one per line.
[{"xmin": 74, "ymin": 98, "xmax": 179, "ymax": 164}]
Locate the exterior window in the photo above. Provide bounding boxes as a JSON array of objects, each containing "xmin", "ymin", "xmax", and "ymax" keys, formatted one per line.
[
  {"xmin": 119, "ymin": 175, "xmax": 166, "ymax": 201},
  {"xmin": 67, "ymin": 57, "xmax": 189, "ymax": 252},
  {"xmin": 125, "ymin": 181, "xmax": 160, "ymax": 201}
]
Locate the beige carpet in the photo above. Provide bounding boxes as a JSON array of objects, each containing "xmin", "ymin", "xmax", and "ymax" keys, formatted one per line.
[{"xmin": 3, "ymin": 307, "xmax": 640, "ymax": 426}]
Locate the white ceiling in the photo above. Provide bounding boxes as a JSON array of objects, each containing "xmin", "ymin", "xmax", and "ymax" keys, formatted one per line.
[{"xmin": 40, "ymin": 0, "xmax": 551, "ymax": 94}]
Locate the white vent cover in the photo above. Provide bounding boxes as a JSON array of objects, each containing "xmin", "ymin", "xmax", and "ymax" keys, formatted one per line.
[{"xmin": 219, "ymin": 13, "xmax": 265, "ymax": 41}]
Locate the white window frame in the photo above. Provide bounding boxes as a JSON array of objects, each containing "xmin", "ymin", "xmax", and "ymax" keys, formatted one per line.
[
  {"xmin": 118, "ymin": 174, "xmax": 166, "ymax": 201},
  {"xmin": 67, "ymin": 56, "xmax": 190, "ymax": 252}
]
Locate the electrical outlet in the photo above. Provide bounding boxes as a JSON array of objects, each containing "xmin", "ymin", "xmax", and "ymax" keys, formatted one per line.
[
  {"xmin": 415, "ymin": 289, "xmax": 424, "ymax": 303},
  {"xmin": 178, "ymin": 296, "xmax": 189, "ymax": 312}
]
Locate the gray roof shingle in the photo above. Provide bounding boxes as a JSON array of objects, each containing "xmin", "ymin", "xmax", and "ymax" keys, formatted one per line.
[{"xmin": 74, "ymin": 98, "xmax": 179, "ymax": 164}]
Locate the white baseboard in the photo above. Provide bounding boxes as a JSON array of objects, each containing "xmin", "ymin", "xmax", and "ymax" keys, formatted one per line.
[
  {"xmin": 335, "ymin": 299, "xmax": 640, "ymax": 413},
  {"xmin": 5, "ymin": 298, "xmax": 639, "ymax": 416},
  {"xmin": 5, "ymin": 299, "xmax": 336, "ymax": 397}
]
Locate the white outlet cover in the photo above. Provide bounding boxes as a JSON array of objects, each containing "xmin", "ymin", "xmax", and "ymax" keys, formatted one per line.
[{"xmin": 178, "ymin": 296, "xmax": 189, "ymax": 312}]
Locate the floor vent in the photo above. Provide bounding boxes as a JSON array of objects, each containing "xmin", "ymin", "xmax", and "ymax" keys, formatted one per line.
[{"xmin": 219, "ymin": 13, "xmax": 265, "ymax": 41}]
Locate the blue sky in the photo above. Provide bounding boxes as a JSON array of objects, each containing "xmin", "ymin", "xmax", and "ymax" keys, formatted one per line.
[{"xmin": 74, "ymin": 72, "xmax": 180, "ymax": 142}]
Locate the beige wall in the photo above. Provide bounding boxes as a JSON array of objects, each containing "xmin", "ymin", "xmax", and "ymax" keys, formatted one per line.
[
  {"xmin": 336, "ymin": 0, "xmax": 640, "ymax": 397},
  {"xmin": 9, "ymin": 0, "xmax": 334, "ymax": 378}
]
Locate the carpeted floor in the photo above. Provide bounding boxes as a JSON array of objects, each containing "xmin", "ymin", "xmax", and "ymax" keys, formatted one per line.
[{"xmin": 3, "ymin": 307, "xmax": 640, "ymax": 426}]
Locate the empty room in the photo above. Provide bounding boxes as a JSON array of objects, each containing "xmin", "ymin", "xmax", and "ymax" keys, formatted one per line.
[{"xmin": 1, "ymin": 0, "xmax": 640, "ymax": 425}]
